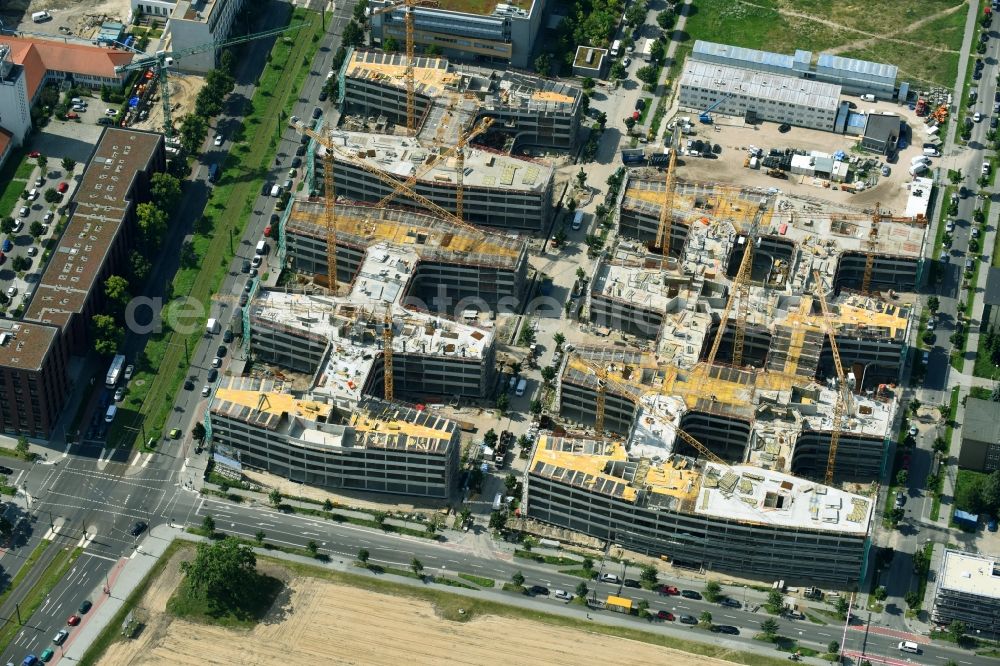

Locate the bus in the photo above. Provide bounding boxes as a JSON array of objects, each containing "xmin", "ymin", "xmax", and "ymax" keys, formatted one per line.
[
  {"xmin": 208, "ymin": 163, "xmax": 219, "ymax": 183},
  {"xmin": 105, "ymin": 354, "xmax": 126, "ymax": 389}
]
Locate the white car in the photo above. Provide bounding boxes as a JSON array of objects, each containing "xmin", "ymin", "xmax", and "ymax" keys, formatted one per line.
[
  {"xmin": 214, "ymin": 134, "xmax": 223, "ymax": 146},
  {"xmin": 623, "ymin": 56, "xmax": 631, "ymax": 67},
  {"xmin": 72, "ymin": 104, "xmax": 86, "ymax": 112},
  {"xmin": 6, "ymin": 286, "xmax": 17, "ymax": 298},
  {"xmin": 211, "ymin": 357, "xmax": 222, "ymax": 368},
  {"xmin": 975, "ymin": 112, "xmax": 983, "ymax": 122},
  {"xmin": 105, "ymin": 108, "xmax": 118, "ymax": 116},
  {"xmin": 553, "ymin": 590, "xmax": 574, "ymax": 601},
  {"xmin": 908, "ymin": 425, "xmax": 918, "ymax": 436},
  {"xmin": 114, "ymin": 387, "xmax": 125, "ymax": 402},
  {"xmin": 124, "ymin": 364, "xmax": 135, "ymax": 380},
  {"xmin": 201, "ymin": 385, "xmax": 211, "ymax": 397},
  {"xmin": 984, "ymin": 161, "xmax": 992, "ymax": 174}
]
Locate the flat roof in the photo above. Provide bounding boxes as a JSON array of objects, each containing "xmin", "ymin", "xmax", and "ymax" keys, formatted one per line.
[
  {"xmin": 529, "ymin": 433, "xmax": 872, "ymax": 534},
  {"xmin": 680, "ymin": 60, "xmax": 841, "ymax": 112},
  {"xmin": 938, "ymin": 550, "xmax": 1000, "ymax": 599},
  {"xmin": 210, "ymin": 377, "xmax": 456, "ymax": 454},
  {"xmin": 592, "ymin": 259, "xmax": 674, "ymax": 314},
  {"xmin": 285, "ymin": 199, "xmax": 524, "ymax": 264},
  {"xmin": 904, "ymin": 177, "xmax": 933, "ymax": 220},
  {"xmin": 962, "ymin": 398, "xmax": 1000, "ymax": 444},
  {"xmin": 25, "ymin": 128, "xmax": 161, "ymax": 328},
  {"xmin": 574, "ymin": 46, "xmax": 608, "ymax": 69},
  {"xmin": 692, "ymin": 40, "xmax": 797, "ymax": 71},
  {"xmin": 0, "ymin": 320, "xmax": 57, "ymax": 372},
  {"xmin": 326, "ymin": 130, "xmax": 551, "ymax": 193}
]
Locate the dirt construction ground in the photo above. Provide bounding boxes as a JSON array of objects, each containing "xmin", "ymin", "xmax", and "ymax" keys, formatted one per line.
[
  {"xmin": 0, "ymin": 0, "xmax": 133, "ymax": 40},
  {"xmin": 100, "ymin": 550, "xmax": 740, "ymax": 666}
]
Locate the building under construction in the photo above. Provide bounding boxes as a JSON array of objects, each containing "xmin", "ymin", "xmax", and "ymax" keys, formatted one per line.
[
  {"xmin": 339, "ymin": 49, "xmax": 582, "ymax": 150},
  {"xmin": 284, "ymin": 200, "xmax": 529, "ymax": 313},
  {"xmin": 618, "ymin": 175, "xmax": 928, "ymax": 292},
  {"xmin": 318, "ymin": 130, "xmax": 554, "ymax": 232},
  {"xmin": 208, "ymin": 377, "xmax": 461, "ymax": 498}
]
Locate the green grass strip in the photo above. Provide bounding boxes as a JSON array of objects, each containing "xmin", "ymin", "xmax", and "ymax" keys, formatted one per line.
[{"xmin": 0, "ymin": 545, "xmax": 81, "ymax": 652}]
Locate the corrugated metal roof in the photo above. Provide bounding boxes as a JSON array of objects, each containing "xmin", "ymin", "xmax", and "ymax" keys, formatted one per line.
[
  {"xmin": 681, "ymin": 60, "xmax": 840, "ymax": 112},
  {"xmin": 692, "ymin": 40, "xmax": 795, "ymax": 70},
  {"xmin": 816, "ymin": 53, "xmax": 897, "ymax": 82}
]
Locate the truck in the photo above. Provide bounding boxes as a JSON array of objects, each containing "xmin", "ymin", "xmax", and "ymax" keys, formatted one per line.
[
  {"xmin": 610, "ymin": 39, "xmax": 621, "ymax": 57},
  {"xmin": 953, "ymin": 509, "xmax": 979, "ymax": 530},
  {"xmin": 641, "ymin": 39, "xmax": 654, "ymax": 62},
  {"xmin": 105, "ymin": 354, "xmax": 126, "ymax": 389},
  {"xmin": 206, "ymin": 318, "xmax": 221, "ymax": 334}
]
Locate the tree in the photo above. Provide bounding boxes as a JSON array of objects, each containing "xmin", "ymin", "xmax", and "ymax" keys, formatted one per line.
[
  {"xmin": 595, "ymin": 111, "xmax": 607, "ymax": 128},
  {"xmin": 582, "ymin": 556, "xmax": 594, "ymax": 571},
  {"xmin": 982, "ymin": 470, "xmax": 1000, "ymax": 513},
  {"xmin": 637, "ymin": 598, "xmax": 650, "ymax": 617},
  {"xmin": 540, "ymin": 366, "xmax": 557, "ymax": 385},
  {"xmin": 357, "ymin": 548, "xmax": 370, "ymax": 566},
  {"xmin": 255, "ymin": 530, "xmax": 265, "ymax": 545},
  {"xmin": 521, "ymin": 535, "xmax": 535, "ymax": 551},
  {"xmin": 489, "ymin": 510, "xmax": 507, "ymax": 531},
  {"xmin": 650, "ymin": 39, "xmax": 665, "ymax": 63},
  {"xmin": 61, "ymin": 157, "xmax": 76, "ymax": 172},
  {"xmin": 91, "ymin": 314, "xmax": 124, "ymax": 356},
  {"xmin": 640, "ymin": 564, "xmax": 658, "ymax": 585},
  {"xmin": 307, "ymin": 540, "xmax": 319, "ymax": 557},
  {"xmin": 760, "ymin": 617, "xmax": 779, "ymax": 638},
  {"xmin": 504, "ymin": 473, "xmax": 518, "ymax": 494},
  {"xmin": 827, "ymin": 640, "xmax": 840, "ymax": 655},
  {"xmin": 179, "ymin": 113, "xmax": 207, "ymax": 154},
  {"xmin": 37, "ymin": 155, "xmax": 47, "ymax": 172},
  {"xmin": 424, "ymin": 44, "xmax": 442, "ymax": 56},
  {"xmin": 150, "ymin": 172, "xmax": 182, "ymax": 209},
  {"xmin": 948, "ymin": 620, "xmax": 966, "ymax": 643},
  {"xmin": 383, "ymin": 36, "xmax": 400, "ymax": 52},
  {"xmin": 342, "ymin": 21, "xmax": 363, "ymax": 48},
  {"xmin": 0, "ymin": 516, "xmax": 12, "ymax": 540},
  {"xmin": 698, "ymin": 610, "xmax": 713, "ymax": 626},
  {"xmin": 610, "ymin": 61, "xmax": 626, "ymax": 79},
  {"xmin": 0, "ymin": 217, "xmax": 13, "ymax": 234},
  {"xmin": 374, "ymin": 511, "xmax": 387, "ymax": 527},
  {"xmin": 636, "ymin": 65, "xmax": 658, "ymax": 85},
  {"xmin": 581, "ymin": 76, "xmax": 595, "ymax": 91},
  {"xmin": 511, "ymin": 571, "xmax": 525, "ymax": 587},
  {"xmin": 496, "ymin": 393, "xmax": 510, "ymax": 414},
  {"xmin": 353, "ymin": 0, "xmax": 369, "ymax": 22},
  {"xmin": 835, "ymin": 595, "xmax": 850, "ymax": 619},
  {"xmin": 766, "ymin": 588, "xmax": 784, "ymax": 614},
  {"xmin": 129, "ymin": 251, "xmax": 151, "ymax": 283},
  {"xmin": 201, "ymin": 514, "xmax": 216, "ymax": 534},
  {"xmin": 896, "ymin": 469, "xmax": 908, "ymax": 486},
  {"xmin": 624, "ymin": 116, "xmax": 636, "ymax": 133},
  {"xmin": 268, "ymin": 488, "xmax": 282, "ymax": 507},
  {"xmin": 704, "ymin": 580, "xmax": 722, "ymax": 602},
  {"xmin": 29, "ymin": 220, "xmax": 44, "ymax": 238},
  {"xmin": 43, "ymin": 188, "xmax": 61, "ymax": 204},
  {"xmin": 932, "ymin": 436, "xmax": 948, "ymax": 454},
  {"xmin": 566, "ymin": 198, "xmax": 577, "ymax": 213},
  {"xmin": 136, "ymin": 202, "xmax": 169, "ymax": 246},
  {"xmin": 15, "ymin": 436, "xmax": 30, "ymax": 459},
  {"xmin": 534, "ymin": 53, "xmax": 552, "ymax": 76},
  {"xmin": 656, "ymin": 9, "xmax": 675, "ymax": 30},
  {"xmin": 179, "ymin": 537, "xmax": 258, "ymax": 610},
  {"xmin": 873, "ymin": 585, "xmax": 887, "ymax": 601},
  {"xmin": 625, "ymin": 1, "xmax": 646, "ymax": 25},
  {"xmin": 575, "ymin": 581, "xmax": 588, "ymax": 596},
  {"xmin": 484, "ymin": 428, "xmax": 498, "ymax": 447},
  {"xmin": 192, "ymin": 422, "xmax": 207, "ymax": 442},
  {"xmin": 323, "ymin": 498, "xmax": 334, "ymax": 512},
  {"xmin": 904, "ymin": 590, "xmax": 920, "ymax": 608},
  {"xmin": 530, "ymin": 398, "xmax": 543, "ymax": 416},
  {"xmin": 104, "ymin": 275, "xmax": 131, "ymax": 313}
]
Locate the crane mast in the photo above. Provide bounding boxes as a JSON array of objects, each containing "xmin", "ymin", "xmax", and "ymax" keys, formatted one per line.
[
  {"xmin": 383, "ymin": 308, "xmax": 394, "ymax": 401},
  {"xmin": 812, "ymin": 270, "xmax": 851, "ymax": 485},
  {"xmin": 861, "ymin": 202, "xmax": 881, "ymax": 294}
]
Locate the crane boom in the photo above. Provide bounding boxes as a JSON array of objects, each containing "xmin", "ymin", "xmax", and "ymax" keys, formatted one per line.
[
  {"xmin": 731, "ymin": 203, "xmax": 767, "ymax": 367},
  {"xmin": 290, "ymin": 120, "xmax": 488, "ymax": 237},
  {"xmin": 115, "ymin": 22, "xmax": 304, "ymax": 136}
]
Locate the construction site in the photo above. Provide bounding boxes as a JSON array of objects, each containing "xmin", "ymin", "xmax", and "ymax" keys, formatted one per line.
[{"xmin": 195, "ymin": 11, "xmax": 924, "ymax": 587}]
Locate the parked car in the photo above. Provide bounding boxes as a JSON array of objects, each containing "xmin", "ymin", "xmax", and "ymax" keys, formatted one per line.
[
  {"xmin": 680, "ymin": 590, "xmax": 702, "ymax": 600},
  {"xmin": 318, "ymin": 89, "xmax": 329, "ymax": 102},
  {"xmin": 720, "ymin": 598, "xmax": 741, "ymax": 608},
  {"xmin": 201, "ymin": 385, "xmax": 211, "ymax": 397},
  {"xmin": 52, "ymin": 630, "xmax": 69, "ymax": 645},
  {"xmin": 57, "ymin": 181, "xmax": 68, "ymax": 193},
  {"xmin": 217, "ymin": 345, "xmax": 227, "ymax": 358},
  {"xmin": 679, "ymin": 615, "xmax": 698, "ymax": 625},
  {"xmin": 600, "ymin": 573, "xmax": 621, "ymax": 584},
  {"xmin": 113, "ymin": 387, "xmax": 125, "ymax": 402},
  {"xmin": 778, "ymin": 123, "xmax": 791, "ymax": 133},
  {"xmin": 214, "ymin": 134, "xmax": 223, "ymax": 146},
  {"xmin": 223, "ymin": 329, "xmax": 234, "ymax": 343},
  {"xmin": 184, "ymin": 379, "xmax": 195, "ymax": 391},
  {"xmin": 553, "ymin": 589, "xmax": 573, "ymax": 601},
  {"xmin": 207, "ymin": 369, "xmax": 218, "ymax": 382},
  {"xmin": 124, "ymin": 364, "xmax": 134, "ymax": 380},
  {"xmin": 66, "ymin": 614, "xmax": 80, "ymax": 626},
  {"xmin": 656, "ymin": 610, "xmax": 675, "ymax": 621},
  {"xmin": 529, "ymin": 585, "xmax": 550, "ymax": 596},
  {"xmin": 40, "ymin": 649, "xmax": 54, "ymax": 663},
  {"xmin": 659, "ymin": 585, "xmax": 680, "ymax": 596},
  {"xmin": 312, "ymin": 106, "xmax": 323, "ymax": 119},
  {"xmin": 712, "ymin": 625, "xmax": 740, "ymax": 635}
]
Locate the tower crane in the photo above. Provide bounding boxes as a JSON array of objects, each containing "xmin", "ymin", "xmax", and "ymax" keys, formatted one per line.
[
  {"xmin": 861, "ymin": 202, "xmax": 881, "ymax": 294},
  {"xmin": 812, "ymin": 270, "xmax": 853, "ymax": 485},
  {"xmin": 652, "ymin": 126, "xmax": 679, "ymax": 260},
  {"xmin": 574, "ymin": 355, "xmax": 728, "ymax": 467},
  {"xmin": 383, "ymin": 308, "xmax": 395, "ymax": 401},
  {"xmin": 115, "ymin": 23, "xmax": 304, "ymax": 137},
  {"xmin": 373, "ymin": 116, "xmax": 494, "ymax": 219},
  {"xmin": 367, "ymin": 0, "xmax": 439, "ymax": 135}
]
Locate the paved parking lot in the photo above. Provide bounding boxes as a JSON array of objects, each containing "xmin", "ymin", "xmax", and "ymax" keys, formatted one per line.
[
  {"xmin": 35, "ymin": 97, "xmax": 113, "ymax": 163},
  {"xmin": 0, "ymin": 160, "xmax": 80, "ymax": 316}
]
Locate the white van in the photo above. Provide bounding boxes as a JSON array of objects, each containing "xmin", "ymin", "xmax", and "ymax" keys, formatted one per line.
[
  {"xmin": 910, "ymin": 155, "xmax": 931, "ymax": 166},
  {"xmin": 515, "ymin": 378, "xmax": 527, "ymax": 396},
  {"xmin": 27, "ymin": 188, "xmax": 39, "ymax": 201},
  {"xmin": 923, "ymin": 147, "xmax": 940, "ymax": 157},
  {"xmin": 610, "ymin": 39, "xmax": 621, "ymax": 57},
  {"xmin": 897, "ymin": 641, "xmax": 920, "ymax": 654},
  {"xmin": 255, "ymin": 240, "xmax": 267, "ymax": 255},
  {"xmin": 571, "ymin": 211, "xmax": 584, "ymax": 231},
  {"xmin": 860, "ymin": 94, "xmax": 876, "ymax": 102},
  {"xmin": 270, "ymin": 184, "xmax": 282, "ymax": 197},
  {"xmin": 31, "ymin": 10, "xmax": 51, "ymax": 22}
]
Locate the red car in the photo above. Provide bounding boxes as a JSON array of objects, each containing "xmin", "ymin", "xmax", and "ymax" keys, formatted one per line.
[
  {"xmin": 29, "ymin": 150, "xmax": 41, "ymax": 158},
  {"xmin": 659, "ymin": 585, "xmax": 680, "ymax": 595},
  {"xmin": 66, "ymin": 112, "xmax": 79, "ymax": 120},
  {"xmin": 0, "ymin": 251, "xmax": 5, "ymax": 265},
  {"xmin": 67, "ymin": 614, "xmax": 80, "ymax": 626},
  {"xmin": 263, "ymin": 225, "xmax": 272, "ymax": 238},
  {"xmin": 657, "ymin": 610, "xmax": 675, "ymax": 621},
  {"xmin": 57, "ymin": 182, "xmax": 68, "ymax": 193}
]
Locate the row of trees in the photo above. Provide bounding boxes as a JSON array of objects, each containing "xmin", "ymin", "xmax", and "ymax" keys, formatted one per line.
[
  {"xmin": 91, "ymin": 172, "xmax": 182, "ymax": 354},
  {"xmin": 178, "ymin": 51, "xmax": 237, "ymax": 155}
]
